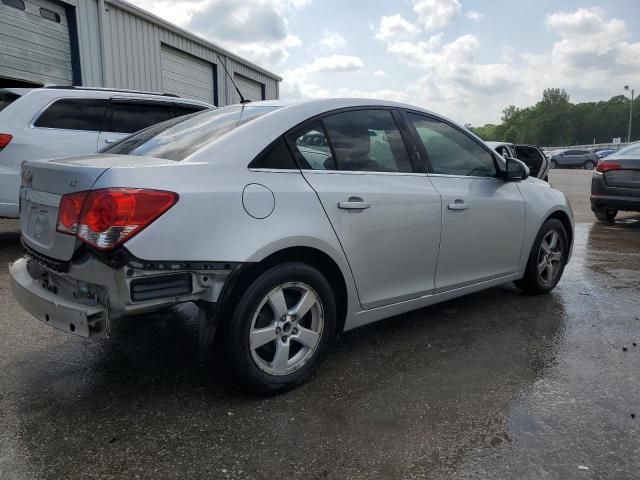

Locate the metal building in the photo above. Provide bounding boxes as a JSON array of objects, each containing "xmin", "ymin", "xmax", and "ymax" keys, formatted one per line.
[{"xmin": 0, "ymin": 0, "xmax": 281, "ymax": 105}]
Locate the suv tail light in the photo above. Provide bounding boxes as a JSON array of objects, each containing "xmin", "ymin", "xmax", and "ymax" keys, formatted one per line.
[
  {"xmin": 596, "ymin": 161, "xmax": 621, "ymax": 173},
  {"xmin": 57, "ymin": 188, "xmax": 178, "ymax": 250},
  {"xmin": 0, "ymin": 133, "xmax": 12, "ymax": 150}
]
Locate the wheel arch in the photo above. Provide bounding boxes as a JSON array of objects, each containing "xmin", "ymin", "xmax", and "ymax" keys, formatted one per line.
[
  {"xmin": 545, "ymin": 209, "xmax": 573, "ymax": 249},
  {"xmin": 219, "ymin": 246, "xmax": 350, "ymax": 335}
]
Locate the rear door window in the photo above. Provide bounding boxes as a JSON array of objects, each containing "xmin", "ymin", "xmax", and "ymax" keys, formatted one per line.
[
  {"xmin": 104, "ymin": 101, "xmax": 173, "ymax": 134},
  {"xmin": 318, "ymin": 109, "xmax": 413, "ymax": 172},
  {"xmin": 33, "ymin": 99, "xmax": 107, "ymax": 131}
]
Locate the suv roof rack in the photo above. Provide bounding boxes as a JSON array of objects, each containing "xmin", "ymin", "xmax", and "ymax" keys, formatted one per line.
[{"xmin": 42, "ymin": 85, "xmax": 179, "ymax": 98}]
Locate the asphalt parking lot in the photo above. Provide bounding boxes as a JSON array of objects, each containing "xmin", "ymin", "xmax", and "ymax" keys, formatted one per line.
[{"xmin": 1, "ymin": 170, "xmax": 639, "ymax": 480}]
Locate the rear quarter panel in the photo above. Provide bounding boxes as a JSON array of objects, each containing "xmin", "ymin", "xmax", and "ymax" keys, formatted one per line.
[{"xmin": 92, "ymin": 162, "xmax": 359, "ymax": 307}]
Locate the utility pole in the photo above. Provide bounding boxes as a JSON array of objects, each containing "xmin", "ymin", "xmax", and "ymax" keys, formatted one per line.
[{"xmin": 624, "ymin": 85, "xmax": 634, "ymax": 142}]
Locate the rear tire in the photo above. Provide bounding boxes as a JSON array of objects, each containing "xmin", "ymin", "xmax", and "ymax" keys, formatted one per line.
[
  {"xmin": 584, "ymin": 160, "xmax": 595, "ymax": 170},
  {"xmin": 223, "ymin": 262, "xmax": 336, "ymax": 394},
  {"xmin": 515, "ymin": 219, "xmax": 568, "ymax": 294},
  {"xmin": 593, "ymin": 207, "xmax": 617, "ymax": 223},
  {"xmin": 550, "ymin": 160, "xmax": 558, "ymax": 169}
]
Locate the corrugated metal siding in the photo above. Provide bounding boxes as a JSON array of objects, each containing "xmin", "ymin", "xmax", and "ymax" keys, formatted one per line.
[
  {"xmin": 0, "ymin": 0, "xmax": 72, "ymax": 85},
  {"xmin": 86, "ymin": 1, "xmax": 279, "ymax": 104},
  {"xmin": 74, "ymin": 0, "xmax": 102, "ymax": 86},
  {"xmin": 161, "ymin": 44, "xmax": 215, "ymax": 104},
  {"xmin": 233, "ymin": 73, "xmax": 263, "ymax": 103}
]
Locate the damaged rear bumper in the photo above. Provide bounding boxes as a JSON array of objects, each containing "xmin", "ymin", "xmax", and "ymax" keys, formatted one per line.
[
  {"xmin": 9, "ymin": 253, "xmax": 238, "ymax": 338},
  {"xmin": 10, "ymin": 258, "xmax": 105, "ymax": 337}
]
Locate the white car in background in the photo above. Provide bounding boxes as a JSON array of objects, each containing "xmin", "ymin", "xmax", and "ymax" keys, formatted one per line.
[
  {"xmin": 0, "ymin": 86, "xmax": 212, "ymax": 219},
  {"xmin": 486, "ymin": 141, "xmax": 550, "ymax": 181}
]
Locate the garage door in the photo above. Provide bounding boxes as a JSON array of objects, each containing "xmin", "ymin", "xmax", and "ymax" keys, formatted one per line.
[
  {"xmin": 234, "ymin": 74, "xmax": 264, "ymax": 103},
  {"xmin": 0, "ymin": 0, "xmax": 72, "ymax": 85},
  {"xmin": 161, "ymin": 45, "xmax": 215, "ymax": 105}
]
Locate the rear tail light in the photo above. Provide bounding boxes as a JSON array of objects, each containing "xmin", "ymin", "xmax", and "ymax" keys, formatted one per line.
[
  {"xmin": 56, "ymin": 188, "xmax": 178, "ymax": 250},
  {"xmin": 596, "ymin": 161, "xmax": 621, "ymax": 173},
  {"xmin": 0, "ymin": 133, "xmax": 12, "ymax": 150}
]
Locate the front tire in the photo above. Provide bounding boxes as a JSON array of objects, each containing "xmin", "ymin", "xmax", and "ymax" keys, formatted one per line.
[
  {"xmin": 593, "ymin": 207, "xmax": 617, "ymax": 222},
  {"xmin": 224, "ymin": 262, "xmax": 336, "ymax": 394},
  {"xmin": 550, "ymin": 160, "xmax": 558, "ymax": 169},
  {"xmin": 515, "ymin": 219, "xmax": 568, "ymax": 294},
  {"xmin": 584, "ymin": 160, "xmax": 595, "ymax": 170}
]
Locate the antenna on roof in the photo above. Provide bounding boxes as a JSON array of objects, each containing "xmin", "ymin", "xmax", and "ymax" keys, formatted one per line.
[{"xmin": 217, "ymin": 54, "xmax": 251, "ymax": 104}]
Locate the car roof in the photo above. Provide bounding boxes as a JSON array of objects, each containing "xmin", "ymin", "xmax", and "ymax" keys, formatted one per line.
[
  {"xmin": 240, "ymin": 97, "xmax": 466, "ymax": 128},
  {"xmin": 17, "ymin": 86, "xmax": 214, "ymax": 108}
]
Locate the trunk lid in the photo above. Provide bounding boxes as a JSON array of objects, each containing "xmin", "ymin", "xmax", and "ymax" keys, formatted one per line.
[
  {"xmin": 20, "ymin": 154, "xmax": 171, "ymax": 261},
  {"xmin": 603, "ymin": 158, "xmax": 640, "ymax": 192}
]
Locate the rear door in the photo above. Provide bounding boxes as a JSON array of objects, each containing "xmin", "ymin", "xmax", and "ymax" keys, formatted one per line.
[
  {"xmin": 289, "ymin": 108, "xmax": 443, "ymax": 310},
  {"xmin": 98, "ymin": 99, "xmax": 173, "ymax": 148},
  {"xmin": 403, "ymin": 111, "xmax": 526, "ymax": 291}
]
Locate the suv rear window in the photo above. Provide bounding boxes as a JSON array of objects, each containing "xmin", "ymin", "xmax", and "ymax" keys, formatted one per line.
[
  {"xmin": 101, "ymin": 105, "xmax": 279, "ymax": 161},
  {"xmin": 34, "ymin": 99, "xmax": 107, "ymax": 131},
  {"xmin": 0, "ymin": 91, "xmax": 20, "ymax": 113}
]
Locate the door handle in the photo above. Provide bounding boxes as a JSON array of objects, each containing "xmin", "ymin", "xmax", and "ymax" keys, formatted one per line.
[
  {"xmin": 338, "ymin": 198, "xmax": 370, "ymax": 210},
  {"xmin": 447, "ymin": 200, "xmax": 469, "ymax": 212},
  {"xmin": 104, "ymin": 138, "xmax": 117, "ymax": 144}
]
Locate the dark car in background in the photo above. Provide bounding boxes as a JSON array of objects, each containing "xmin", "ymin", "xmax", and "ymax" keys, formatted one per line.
[
  {"xmin": 548, "ymin": 149, "xmax": 599, "ymax": 170},
  {"xmin": 591, "ymin": 142, "xmax": 640, "ymax": 221}
]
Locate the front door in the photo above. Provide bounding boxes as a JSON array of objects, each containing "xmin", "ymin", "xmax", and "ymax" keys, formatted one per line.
[
  {"xmin": 286, "ymin": 109, "xmax": 443, "ymax": 310},
  {"xmin": 404, "ymin": 111, "xmax": 526, "ymax": 291}
]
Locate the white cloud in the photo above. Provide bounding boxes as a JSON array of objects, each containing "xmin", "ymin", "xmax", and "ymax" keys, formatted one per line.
[
  {"xmin": 309, "ymin": 55, "xmax": 364, "ymax": 73},
  {"xmin": 465, "ymin": 10, "xmax": 483, "ymax": 22},
  {"xmin": 373, "ymin": 70, "xmax": 387, "ymax": 77},
  {"xmin": 129, "ymin": 0, "xmax": 310, "ymax": 67},
  {"xmin": 318, "ymin": 31, "xmax": 346, "ymax": 50},
  {"xmin": 375, "ymin": 14, "xmax": 420, "ymax": 41},
  {"xmin": 413, "ymin": 0, "xmax": 461, "ymax": 30}
]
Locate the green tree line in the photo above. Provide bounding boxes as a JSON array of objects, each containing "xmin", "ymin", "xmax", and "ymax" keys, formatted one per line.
[{"xmin": 468, "ymin": 88, "xmax": 639, "ymax": 147}]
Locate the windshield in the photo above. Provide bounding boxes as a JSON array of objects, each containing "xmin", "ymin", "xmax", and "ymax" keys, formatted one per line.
[
  {"xmin": 0, "ymin": 90, "xmax": 20, "ymax": 113},
  {"xmin": 101, "ymin": 105, "xmax": 280, "ymax": 161}
]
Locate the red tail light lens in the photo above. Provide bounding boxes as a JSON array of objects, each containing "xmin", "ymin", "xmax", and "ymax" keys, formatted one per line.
[
  {"xmin": 57, "ymin": 191, "xmax": 89, "ymax": 234},
  {"xmin": 56, "ymin": 188, "xmax": 178, "ymax": 250},
  {"xmin": 0, "ymin": 133, "xmax": 12, "ymax": 149},
  {"xmin": 596, "ymin": 161, "xmax": 621, "ymax": 173}
]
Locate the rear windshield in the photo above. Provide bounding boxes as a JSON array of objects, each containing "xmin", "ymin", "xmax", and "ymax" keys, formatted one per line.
[
  {"xmin": 101, "ymin": 105, "xmax": 280, "ymax": 161},
  {"xmin": 0, "ymin": 91, "xmax": 20, "ymax": 113}
]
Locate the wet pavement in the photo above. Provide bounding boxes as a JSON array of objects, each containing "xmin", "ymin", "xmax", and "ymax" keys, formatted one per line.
[{"xmin": 0, "ymin": 172, "xmax": 639, "ymax": 479}]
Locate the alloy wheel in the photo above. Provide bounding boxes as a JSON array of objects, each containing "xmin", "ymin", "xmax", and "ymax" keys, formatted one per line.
[
  {"xmin": 537, "ymin": 230, "xmax": 564, "ymax": 285},
  {"xmin": 249, "ymin": 282, "xmax": 324, "ymax": 376}
]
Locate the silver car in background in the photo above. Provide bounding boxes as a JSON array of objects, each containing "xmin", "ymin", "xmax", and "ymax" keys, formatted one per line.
[{"xmin": 9, "ymin": 99, "xmax": 574, "ymax": 393}]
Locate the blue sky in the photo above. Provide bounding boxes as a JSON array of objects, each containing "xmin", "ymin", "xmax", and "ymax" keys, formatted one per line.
[{"xmin": 131, "ymin": 0, "xmax": 640, "ymax": 125}]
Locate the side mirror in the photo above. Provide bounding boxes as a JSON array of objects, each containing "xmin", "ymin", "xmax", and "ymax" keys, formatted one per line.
[{"xmin": 505, "ymin": 157, "xmax": 530, "ymax": 181}]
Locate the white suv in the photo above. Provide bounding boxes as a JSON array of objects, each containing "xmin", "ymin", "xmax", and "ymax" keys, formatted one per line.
[{"xmin": 0, "ymin": 86, "xmax": 212, "ymax": 218}]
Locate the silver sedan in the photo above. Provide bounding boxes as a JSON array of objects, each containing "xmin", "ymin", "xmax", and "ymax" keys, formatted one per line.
[{"xmin": 10, "ymin": 98, "xmax": 574, "ymax": 393}]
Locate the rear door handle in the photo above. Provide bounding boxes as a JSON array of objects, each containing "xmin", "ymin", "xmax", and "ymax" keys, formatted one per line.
[
  {"xmin": 338, "ymin": 198, "xmax": 370, "ymax": 210},
  {"xmin": 447, "ymin": 200, "xmax": 469, "ymax": 212},
  {"xmin": 104, "ymin": 138, "xmax": 117, "ymax": 145}
]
